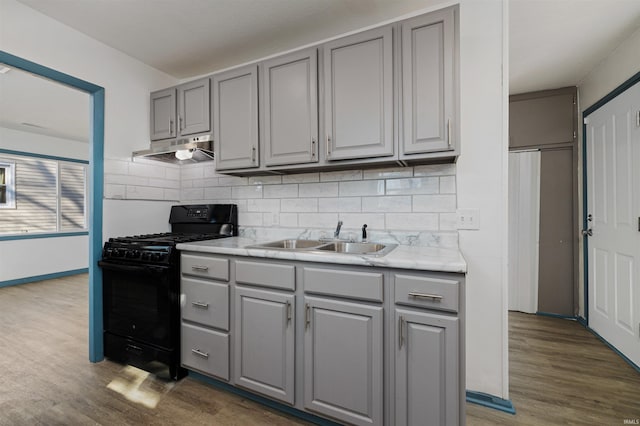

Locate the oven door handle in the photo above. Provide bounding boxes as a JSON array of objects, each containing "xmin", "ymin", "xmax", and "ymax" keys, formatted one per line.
[{"xmin": 98, "ymin": 261, "xmax": 170, "ymax": 274}]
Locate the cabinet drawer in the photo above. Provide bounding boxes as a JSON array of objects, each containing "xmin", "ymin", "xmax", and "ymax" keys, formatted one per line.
[
  {"xmin": 181, "ymin": 323, "xmax": 229, "ymax": 381},
  {"xmin": 394, "ymin": 274, "xmax": 459, "ymax": 312},
  {"xmin": 181, "ymin": 277, "xmax": 229, "ymax": 330},
  {"xmin": 303, "ymin": 267, "xmax": 383, "ymax": 302},
  {"xmin": 235, "ymin": 260, "xmax": 295, "ymax": 291},
  {"xmin": 181, "ymin": 254, "xmax": 229, "ymax": 281}
]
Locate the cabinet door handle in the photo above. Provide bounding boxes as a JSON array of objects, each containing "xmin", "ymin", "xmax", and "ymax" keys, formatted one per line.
[
  {"xmin": 311, "ymin": 137, "xmax": 316, "ymax": 158},
  {"xmin": 192, "ymin": 301, "xmax": 209, "ymax": 309},
  {"xmin": 447, "ymin": 119, "xmax": 452, "ymax": 147},
  {"xmin": 191, "ymin": 348, "xmax": 209, "ymax": 359},
  {"xmin": 179, "ymin": 115, "xmax": 183, "ymax": 131},
  {"xmin": 169, "ymin": 119, "xmax": 174, "ymax": 134},
  {"xmin": 251, "ymin": 146, "xmax": 256, "ymax": 163},
  {"xmin": 399, "ymin": 316, "xmax": 405, "ymax": 349},
  {"xmin": 408, "ymin": 292, "xmax": 443, "ymax": 301},
  {"xmin": 191, "ymin": 265, "xmax": 209, "ymax": 272},
  {"xmin": 286, "ymin": 301, "xmax": 292, "ymax": 324},
  {"xmin": 326, "ymin": 135, "xmax": 331, "ymax": 159},
  {"xmin": 305, "ymin": 303, "xmax": 311, "ymax": 330}
]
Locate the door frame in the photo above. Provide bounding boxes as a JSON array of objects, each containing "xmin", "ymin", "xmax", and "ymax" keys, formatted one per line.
[
  {"xmin": 581, "ymin": 70, "xmax": 640, "ymax": 326},
  {"xmin": 0, "ymin": 51, "xmax": 105, "ymax": 362}
]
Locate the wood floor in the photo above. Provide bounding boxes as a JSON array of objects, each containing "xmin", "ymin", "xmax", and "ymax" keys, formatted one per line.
[{"xmin": 0, "ymin": 275, "xmax": 638, "ymax": 425}]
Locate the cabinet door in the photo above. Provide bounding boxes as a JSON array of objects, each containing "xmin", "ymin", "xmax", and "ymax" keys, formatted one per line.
[
  {"xmin": 304, "ymin": 296, "xmax": 383, "ymax": 426},
  {"xmin": 150, "ymin": 87, "xmax": 176, "ymax": 140},
  {"xmin": 395, "ymin": 308, "xmax": 459, "ymax": 426},
  {"xmin": 324, "ymin": 26, "xmax": 394, "ymax": 161},
  {"xmin": 234, "ymin": 286, "xmax": 295, "ymax": 404},
  {"xmin": 262, "ymin": 49, "xmax": 318, "ymax": 166},
  {"xmin": 401, "ymin": 8, "xmax": 455, "ymax": 156},
  {"xmin": 178, "ymin": 77, "xmax": 210, "ymax": 136},
  {"xmin": 213, "ymin": 65, "xmax": 259, "ymax": 170}
]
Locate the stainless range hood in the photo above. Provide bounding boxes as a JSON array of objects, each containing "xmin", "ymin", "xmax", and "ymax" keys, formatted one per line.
[{"xmin": 132, "ymin": 135, "xmax": 214, "ymax": 164}]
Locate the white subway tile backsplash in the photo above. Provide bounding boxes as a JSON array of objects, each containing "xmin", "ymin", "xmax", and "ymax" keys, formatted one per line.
[
  {"xmin": 164, "ymin": 189, "xmax": 180, "ymax": 201},
  {"xmin": 182, "ymin": 187, "xmax": 205, "ymax": 200},
  {"xmin": 282, "ymin": 172, "xmax": 320, "ymax": 183},
  {"xmin": 181, "ymin": 164, "xmax": 205, "ymax": 180},
  {"xmin": 104, "ymin": 174, "xmax": 148, "ymax": 186},
  {"xmin": 248, "ymin": 199, "xmax": 281, "ymax": 212},
  {"xmin": 385, "ymin": 213, "xmax": 439, "ymax": 231},
  {"xmin": 203, "ymin": 165, "xmax": 225, "ymax": 178},
  {"xmin": 385, "ymin": 177, "xmax": 439, "ymax": 195},
  {"xmin": 232, "ymin": 185, "xmax": 263, "ymax": 199},
  {"xmin": 249, "ymin": 176, "xmax": 283, "ymax": 185},
  {"xmin": 298, "ymin": 182, "xmax": 339, "ymax": 198},
  {"xmin": 129, "ymin": 162, "xmax": 167, "ymax": 179},
  {"xmin": 165, "ymin": 167, "xmax": 180, "ymax": 181},
  {"xmin": 219, "ymin": 176, "xmax": 249, "ymax": 186},
  {"xmin": 104, "ymin": 184, "xmax": 125, "ymax": 199},
  {"xmin": 439, "ymin": 176, "xmax": 456, "ymax": 194},
  {"xmin": 318, "ymin": 197, "xmax": 362, "ymax": 212},
  {"xmin": 413, "ymin": 164, "xmax": 456, "ymax": 177},
  {"xmin": 279, "ymin": 213, "xmax": 299, "ymax": 227},
  {"xmin": 152, "ymin": 178, "xmax": 180, "ymax": 189},
  {"xmin": 104, "ymin": 159, "xmax": 129, "ymax": 175},
  {"xmin": 239, "ymin": 212, "xmax": 264, "ymax": 226},
  {"xmin": 363, "ymin": 167, "xmax": 413, "ymax": 180},
  {"xmin": 298, "ymin": 213, "xmax": 339, "ymax": 228},
  {"xmin": 362, "ymin": 196, "xmax": 412, "ymax": 212},
  {"xmin": 204, "ymin": 186, "xmax": 232, "ymax": 200},
  {"xmin": 413, "ymin": 195, "xmax": 456, "ymax": 212},
  {"xmin": 439, "ymin": 212, "xmax": 457, "ymax": 231},
  {"xmin": 281, "ymin": 198, "xmax": 318, "ymax": 212},
  {"xmin": 339, "ymin": 180, "xmax": 385, "ymax": 196},
  {"xmin": 338, "ymin": 213, "xmax": 385, "ymax": 230},
  {"xmin": 263, "ymin": 212, "xmax": 281, "ymax": 226},
  {"xmin": 126, "ymin": 185, "xmax": 164, "ymax": 200},
  {"xmin": 321, "ymin": 170, "xmax": 363, "ymax": 182},
  {"xmin": 264, "ymin": 184, "xmax": 298, "ymax": 199}
]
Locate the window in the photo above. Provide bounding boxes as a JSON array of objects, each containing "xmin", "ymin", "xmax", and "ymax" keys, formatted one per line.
[
  {"xmin": 0, "ymin": 161, "xmax": 16, "ymax": 209},
  {"xmin": 0, "ymin": 155, "xmax": 87, "ymax": 235}
]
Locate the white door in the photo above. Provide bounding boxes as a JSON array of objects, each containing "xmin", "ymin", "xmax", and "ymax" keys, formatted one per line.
[
  {"xmin": 508, "ymin": 150, "xmax": 541, "ymax": 314},
  {"xmin": 586, "ymin": 81, "xmax": 640, "ymax": 366}
]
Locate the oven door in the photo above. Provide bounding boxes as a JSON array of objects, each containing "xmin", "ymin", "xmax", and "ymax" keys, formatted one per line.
[{"xmin": 99, "ymin": 261, "xmax": 178, "ymax": 350}]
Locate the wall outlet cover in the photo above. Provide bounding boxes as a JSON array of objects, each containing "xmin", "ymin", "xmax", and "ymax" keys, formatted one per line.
[{"xmin": 457, "ymin": 208, "xmax": 480, "ymax": 230}]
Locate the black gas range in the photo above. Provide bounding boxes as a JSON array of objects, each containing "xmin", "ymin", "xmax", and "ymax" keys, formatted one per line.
[{"xmin": 98, "ymin": 204, "xmax": 237, "ymax": 379}]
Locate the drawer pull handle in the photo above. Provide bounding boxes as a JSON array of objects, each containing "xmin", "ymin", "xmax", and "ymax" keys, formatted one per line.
[
  {"xmin": 191, "ymin": 265, "xmax": 209, "ymax": 272},
  {"xmin": 408, "ymin": 292, "xmax": 443, "ymax": 301},
  {"xmin": 305, "ymin": 303, "xmax": 311, "ymax": 330},
  {"xmin": 286, "ymin": 301, "xmax": 292, "ymax": 324},
  {"xmin": 126, "ymin": 344, "xmax": 143, "ymax": 354},
  {"xmin": 192, "ymin": 301, "xmax": 209, "ymax": 309},
  {"xmin": 191, "ymin": 348, "xmax": 209, "ymax": 359}
]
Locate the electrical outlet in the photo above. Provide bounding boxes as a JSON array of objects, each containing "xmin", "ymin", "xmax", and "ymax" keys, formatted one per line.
[{"xmin": 457, "ymin": 208, "xmax": 480, "ymax": 230}]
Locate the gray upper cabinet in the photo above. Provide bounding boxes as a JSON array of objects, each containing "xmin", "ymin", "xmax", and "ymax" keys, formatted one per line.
[
  {"xmin": 150, "ymin": 87, "xmax": 176, "ymax": 141},
  {"xmin": 401, "ymin": 8, "xmax": 455, "ymax": 157},
  {"xmin": 395, "ymin": 308, "xmax": 459, "ymax": 426},
  {"xmin": 262, "ymin": 49, "xmax": 318, "ymax": 167},
  {"xmin": 177, "ymin": 78, "xmax": 210, "ymax": 136},
  {"xmin": 213, "ymin": 65, "xmax": 259, "ymax": 170},
  {"xmin": 234, "ymin": 286, "xmax": 295, "ymax": 404},
  {"xmin": 304, "ymin": 296, "xmax": 383, "ymax": 426},
  {"xmin": 150, "ymin": 78, "xmax": 210, "ymax": 141},
  {"xmin": 324, "ymin": 26, "xmax": 394, "ymax": 161}
]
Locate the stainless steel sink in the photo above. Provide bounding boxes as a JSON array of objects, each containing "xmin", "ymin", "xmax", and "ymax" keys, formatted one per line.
[
  {"xmin": 246, "ymin": 239, "xmax": 397, "ymax": 256},
  {"xmin": 254, "ymin": 239, "xmax": 324, "ymax": 249},
  {"xmin": 315, "ymin": 241, "xmax": 396, "ymax": 256}
]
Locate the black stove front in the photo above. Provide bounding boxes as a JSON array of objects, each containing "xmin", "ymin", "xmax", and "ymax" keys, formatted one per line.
[{"xmin": 98, "ymin": 204, "xmax": 237, "ymax": 380}]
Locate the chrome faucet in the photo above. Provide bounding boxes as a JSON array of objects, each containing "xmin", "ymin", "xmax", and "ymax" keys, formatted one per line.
[{"xmin": 334, "ymin": 220, "xmax": 343, "ymax": 239}]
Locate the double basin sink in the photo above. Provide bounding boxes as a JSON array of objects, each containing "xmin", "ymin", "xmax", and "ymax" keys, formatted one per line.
[{"xmin": 247, "ymin": 239, "xmax": 397, "ymax": 257}]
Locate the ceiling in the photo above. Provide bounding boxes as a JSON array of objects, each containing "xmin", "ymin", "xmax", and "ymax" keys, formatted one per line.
[{"xmin": 3, "ymin": 0, "xmax": 640, "ymax": 142}]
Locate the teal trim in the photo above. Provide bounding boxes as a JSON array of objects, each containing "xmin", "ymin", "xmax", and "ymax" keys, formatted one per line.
[
  {"xmin": 583, "ymin": 71, "xmax": 640, "ymax": 117},
  {"xmin": 0, "ymin": 231, "xmax": 88, "ymax": 241},
  {"xmin": 89, "ymin": 88, "xmax": 105, "ymax": 363},
  {"xmin": 536, "ymin": 311, "xmax": 577, "ymax": 320},
  {"xmin": 0, "ymin": 269, "xmax": 88, "ymax": 288},
  {"xmin": 0, "ymin": 50, "xmax": 105, "ymax": 364},
  {"xmin": 188, "ymin": 371, "xmax": 343, "ymax": 426},
  {"xmin": 584, "ymin": 325, "xmax": 640, "ymax": 374},
  {"xmin": 0, "ymin": 148, "xmax": 89, "ymax": 164},
  {"xmin": 466, "ymin": 390, "xmax": 516, "ymax": 415}
]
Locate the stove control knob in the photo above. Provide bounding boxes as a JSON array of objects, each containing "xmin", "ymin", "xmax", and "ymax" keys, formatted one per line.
[
  {"xmin": 141, "ymin": 252, "xmax": 151, "ymax": 261},
  {"xmin": 151, "ymin": 253, "xmax": 161, "ymax": 262}
]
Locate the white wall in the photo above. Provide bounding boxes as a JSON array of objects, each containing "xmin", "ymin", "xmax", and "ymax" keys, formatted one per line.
[
  {"xmin": 575, "ymin": 25, "xmax": 640, "ymax": 317},
  {"xmin": 0, "ymin": 126, "xmax": 89, "ymax": 161}
]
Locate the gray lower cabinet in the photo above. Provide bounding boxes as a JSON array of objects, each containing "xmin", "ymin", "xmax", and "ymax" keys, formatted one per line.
[
  {"xmin": 181, "ymin": 322, "xmax": 230, "ymax": 380},
  {"xmin": 395, "ymin": 308, "xmax": 459, "ymax": 426},
  {"xmin": 212, "ymin": 65, "xmax": 259, "ymax": 170},
  {"xmin": 234, "ymin": 286, "xmax": 295, "ymax": 404},
  {"xmin": 303, "ymin": 296, "xmax": 383, "ymax": 426}
]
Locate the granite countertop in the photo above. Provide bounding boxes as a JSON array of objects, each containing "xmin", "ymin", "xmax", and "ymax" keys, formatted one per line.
[{"xmin": 176, "ymin": 236, "xmax": 467, "ymax": 274}]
